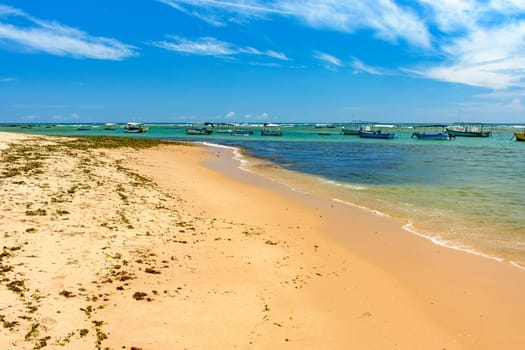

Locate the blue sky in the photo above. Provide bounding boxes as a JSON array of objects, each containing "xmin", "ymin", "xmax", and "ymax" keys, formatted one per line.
[{"xmin": 1, "ymin": 0, "xmax": 525, "ymax": 123}]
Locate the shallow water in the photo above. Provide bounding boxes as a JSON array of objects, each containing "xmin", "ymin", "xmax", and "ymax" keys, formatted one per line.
[{"xmin": 4, "ymin": 123, "xmax": 525, "ymax": 266}]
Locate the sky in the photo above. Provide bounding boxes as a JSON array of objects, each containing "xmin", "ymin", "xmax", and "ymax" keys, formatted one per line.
[{"xmin": 2, "ymin": 0, "xmax": 525, "ymax": 123}]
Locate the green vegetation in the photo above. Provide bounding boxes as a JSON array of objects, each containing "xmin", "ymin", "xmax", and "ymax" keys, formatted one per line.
[{"xmin": 60, "ymin": 136, "xmax": 173, "ymax": 150}]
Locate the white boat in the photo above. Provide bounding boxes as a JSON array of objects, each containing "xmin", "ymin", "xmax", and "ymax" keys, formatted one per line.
[
  {"xmin": 103, "ymin": 123, "xmax": 119, "ymax": 130},
  {"xmin": 123, "ymin": 122, "xmax": 148, "ymax": 133}
]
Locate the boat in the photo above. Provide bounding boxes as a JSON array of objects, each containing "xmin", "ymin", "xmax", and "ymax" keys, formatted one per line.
[
  {"xmin": 77, "ymin": 125, "xmax": 92, "ymax": 131},
  {"xmin": 411, "ymin": 125, "xmax": 453, "ymax": 140},
  {"xmin": 359, "ymin": 130, "xmax": 395, "ymax": 139},
  {"xmin": 515, "ymin": 128, "xmax": 525, "ymax": 141},
  {"xmin": 103, "ymin": 123, "xmax": 119, "ymax": 130},
  {"xmin": 318, "ymin": 132, "xmax": 334, "ymax": 136},
  {"xmin": 261, "ymin": 123, "xmax": 282, "ymax": 136},
  {"xmin": 340, "ymin": 122, "xmax": 365, "ymax": 135},
  {"xmin": 446, "ymin": 123, "xmax": 491, "ymax": 137},
  {"xmin": 358, "ymin": 124, "xmax": 395, "ymax": 139},
  {"xmin": 214, "ymin": 123, "xmax": 234, "ymax": 134},
  {"xmin": 185, "ymin": 122, "xmax": 214, "ymax": 135},
  {"xmin": 231, "ymin": 129, "xmax": 254, "ymax": 136},
  {"xmin": 123, "ymin": 122, "xmax": 148, "ymax": 133}
]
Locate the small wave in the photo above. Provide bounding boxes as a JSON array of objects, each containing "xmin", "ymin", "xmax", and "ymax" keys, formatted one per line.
[
  {"xmin": 509, "ymin": 261, "xmax": 525, "ymax": 271},
  {"xmin": 201, "ymin": 142, "xmax": 251, "ymax": 172},
  {"xmin": 401, "ymin": 222, "xmax": 504, "ymax": 263},
  {"xmin": 332, "ymin": 198, "xmax": 390, "ymax": 217},
  {"xmin": 323, "ymin": 179, "xmax": 367, "ymax": 191}
]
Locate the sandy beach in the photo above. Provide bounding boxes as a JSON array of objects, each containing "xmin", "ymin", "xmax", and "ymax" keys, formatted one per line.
[{"xmin": 1, "ymin": 132, "xmax": 525, "ymax": 350}]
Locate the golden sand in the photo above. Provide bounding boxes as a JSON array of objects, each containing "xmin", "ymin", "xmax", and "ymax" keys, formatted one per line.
[{"xmin": 1, "ymin": 132, "xmax": 524, "ymax": 349}]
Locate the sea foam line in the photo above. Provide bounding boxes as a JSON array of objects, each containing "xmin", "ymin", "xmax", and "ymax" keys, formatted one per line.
[
  {"xmin": 332, "ymin": 198, "xmax": 390, "ymax": 217},
  {"xmin": 322, "ymin": 179, "xmax": 366, "ymax": 191},
  {"xmin": 509, "ymin": 261, "xmax": 525, "ymax": 271},
  {"xmin": 201, "ymin": 142, "xmax": 251, "ymax": 172},
  {"xmin": 334, "ymin": 196, "xmax": 508, "ymax": 264},
  {"xmin": 201, "ymin": 141, "xmax": 302, "ymax": 192},
  {"xmin": 401, "ymin": 222, "xmax": 504, "ymax": 263}
]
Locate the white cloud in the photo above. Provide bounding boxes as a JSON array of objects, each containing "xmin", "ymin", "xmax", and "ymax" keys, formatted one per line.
[
  {"xmin": 0, "ymin": 4, "xmax": 136, "ymax": 60},
  {"xmin": 157, "ymin": 0, "xmax": 289, "ymax": 16},
  {"xmin": 226, "ymin": 111, "xmax": 235, "ymax": 118},
  {"xmin": 159, "ymin": 0, "xmax": 431, "ymax": 48},
  {"xmin": 152, "ymin": 36, "xmax": 236, "ymax": 56},
  {"xmin": 352, "ymin": 59, "xmax": 381, "ymax": 75},
  {"xmin": 265, "ymin": 50, "xmax": 289, "ymax": 61},
  {"xmin": 157, "ymin": 0, "xmax": 525, "ymax": 91},
  {"xmin": 314, "ymin": 51, "xmax": 343, "ymax": 67},
  {"xmin": 415, "ymin": 1, "xmax": 525, "ymax": 90},
  {"xmin": 0, "ymin": 77, "xmax": 16, "ymax": 82},
  {"xmin": 279, "ymin": 0, "xmax": 430, "ymax": 48},
  {"xmin": 151, "ymin": 36, "xmax": 289, "ymax": 60}
]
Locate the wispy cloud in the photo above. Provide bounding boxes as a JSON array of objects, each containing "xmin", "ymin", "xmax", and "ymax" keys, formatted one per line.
[
  {"xmin": 314, "ymin": 51, "xmax": 343, "ymax": 69},
  {"xmin": 157, "ymin": 0, "xmax": 525, "ymax": 91},
  {"xmin": 351, "ymin": 58, "xmax": 381, "ymax": 75},
  {"xmin": 151, "ymin": 36, "xmax": 289, "ymax": 60},
  {"xmin": 0, "ymin": 4, "xmax": 136, "ymax": 60},
  {"xmin": 152, "ymin": 36, "xmax": 236, "ymax": 56},
  {"xmin": 157, "ymin": 0, "xmax": 289, "ymax": 16},
  {"xmin": 416, "ymin": 1, "xmax": 525, "ymax": 90},
  {"xmin": 0, "ymin": 77, "xmax": 16, "ymax": 82},
  {"xmin": 159, "ymin": 0, "xmax": 431, "ymax": 48}
]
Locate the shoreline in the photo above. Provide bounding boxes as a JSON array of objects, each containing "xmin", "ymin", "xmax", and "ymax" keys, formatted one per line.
[
  {"xmin": 196, "ymin": 142, "xmax": 525, "ymax": 348},
  {"xmin": 206, "ymin": 141, "xmax": 524, "ymax": 271},
  {"xmin": 1, "ymin": 132, "xmax": 525, "ymax": 349}
]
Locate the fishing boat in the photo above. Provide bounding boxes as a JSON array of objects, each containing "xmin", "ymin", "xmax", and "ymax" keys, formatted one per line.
[
  {"xmin": 77, "ymin": 125, "xmax": 92, "ymax": 131},
  {"xmin": 185, "ymin": 122, "xmax": 214, "ymax": 135},
  {"xmin": 103, "ymin": 123, "xmax": 119, "ymax": 130},
  {"xmin": 411, "ymin": 125, "xmax": 453, "ymax": 140},
  {"xmin": 515, "ymin": 128, "xmax": 525, "ymax": 141},
  {"xmin": 359, "ymin": 130, "xmax": 395, "ymax": 139},
  {"xmin": 261, "ymin": 123, "xmax": 282, "ymax": 136},
  {"xmin": 358, "ymin": 124, "xmax": 395, "ymax": 139},
  {"xmin": 446, "ymin": 123, "xmax": 491, "ymax": 137},
  {"xmin": 340, "ymin": 122, "xmax": 364, "ymax": 135},
  {"xmin": 124, "ymin": 122, "xmax": 148, "ymax": 133},
  {"xmin": 214, "ymin": 123, "xmax": 234, "ymax": 134},
  {"xmin": 231, "ymin": 128, "xmax": 254, "ymax": 136}
]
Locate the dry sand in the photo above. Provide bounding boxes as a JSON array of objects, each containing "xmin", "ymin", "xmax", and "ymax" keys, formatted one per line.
[{"xmin": 1, "ymin": 132, "xmax": 524, "ymax": 349}]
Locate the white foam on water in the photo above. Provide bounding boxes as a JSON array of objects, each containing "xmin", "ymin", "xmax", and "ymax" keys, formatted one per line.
[
  {"xmin": 332, "ymin": 198, "xmax": 390, "ymax": 217},
  {"xmin": 201, "ymin": 141, "xmax": 250, "ymax": 171},
  {"xmin": 401, "ymin": 222, "xmax": 504, "ymax": 263},
  {"xmin": 509, "ymin": 261, "xmax": 525, "ymax": 271},
  {"xmin": 323, "ymin": 179, "xmax": 367, "ymax": 191}
]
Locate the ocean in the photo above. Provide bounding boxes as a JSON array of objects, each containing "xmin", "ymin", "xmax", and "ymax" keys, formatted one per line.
[{"xmin": 3, "ymin": 123, "xmax": 525, "ymax": 267}]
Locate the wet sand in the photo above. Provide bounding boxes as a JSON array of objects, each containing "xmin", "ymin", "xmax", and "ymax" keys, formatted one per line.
[{"xmin": 1, "ymin": 132, "xmax": 525, "ymax": 349}]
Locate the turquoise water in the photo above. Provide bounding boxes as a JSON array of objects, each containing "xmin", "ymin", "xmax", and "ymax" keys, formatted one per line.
[{"xmin": 3, "ymin": 123, "xmax": 525, "ymax": 266}]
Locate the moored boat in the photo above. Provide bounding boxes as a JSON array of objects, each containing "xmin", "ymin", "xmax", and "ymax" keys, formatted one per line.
[
  {"xmin": 515, "ymin": 132, "xmax": 525, "ymax": 141},
  {"xmin": 214, "ymin": 123, "xmax": 234, "ymax": 134},
  {"xmin": 261, "ymin": 123, "xmax": 282, "ymax": 136},
  {"xmin": 446, "ymin": 123, "xmax": 492, "ymax": 137},
  {"xmin": 124, "ymin": 122, "xmax": 148, "ymax": 133},
  {"xmin": 103, "ymin": 123, "xmax": 119, "ymax": 130},
  {"xmin": 411, "ymin": 125, "xmax": 453, "ymax": 140},
  {"xmin": 185, "ymin": 122, "xmax": 214, "ymax": 135},
  {"xmin": 231, "ymin": 129, "xmax": 254, "ymax": 136},
  {"xmin": 340, "ymin": 122, "xmax": 365, "ymax": 135},
  {"xmin": 359, "ymin": 130, "xmax": 395, "ymax": 139}
]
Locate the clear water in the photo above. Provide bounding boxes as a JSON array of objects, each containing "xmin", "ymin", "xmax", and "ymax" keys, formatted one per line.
[{"xmin": 3, "ymin": 123, "xmax": 525, "ymax": 266}]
